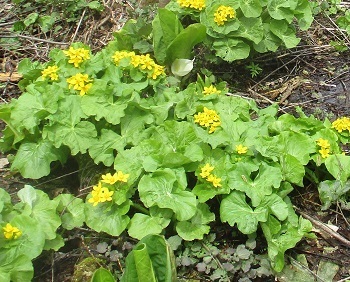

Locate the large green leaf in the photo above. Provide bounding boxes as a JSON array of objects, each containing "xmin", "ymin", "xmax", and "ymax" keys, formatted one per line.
[
  {"xmin": 231, "ymin": 17, "xmax": 264, "ymax": 44},
  {"xmin": 176, "ymin": 203, "xmax": 215, "ymax": 240},
  {"xmin": 0, "ymin": 251, "xmax": 33, "ymax": 282},
  {"xmin": 280, "ymin": 154, "xmax": 305, "ymax": 186},
  {"xmin": 81, "ymin": 94, "xmax": 129, "ymax": 125},
  {"xmin": 17, "ymin": 185, "xmax": 61, "ymax": 240},
  {"xmin": 269, "ymin": 19, "xmax": 301, "ymax": 48},
  {"xmin": 89, "ymin": 129, "xmax": 126, "ymax": 166},
  {"xmin": 43, "ymin": 120, "xmax": 97, "ymax": 155},
  {"xmin": 121, "ymin": 234, "xmax": 177, "ymax": 282},
  {"xmin": 239, "ymin": 0, "xmax": 262, "ymax": 17},
  {"xmin": 54, "ymin": 194, "xmax": 85, "ymax": 230},
  {"xmin": 85, "ymin": 202, "xmax": 130, "ymax": 236},
  {"xmin": 11, "ymin": 140, "xmax": 68, "ymax": 179},
  {"xmin": 227, "ymin": 162, "xmax": 282, "ymax": 206},
  {"xmin": 267, "ymin": 0, "xmax": 298, "ymax": 23},
  {"xmin": 92, "ymin": 268, "xmax": 115, "ymax": 282},
  {"xmin": 128, "ymin": 213, "xmax": 171, "ymax": 240},
  {"xmin": 166, "ymin": 23, "xmax": 206, "ymax": 64},
  {"xmin": 153, "ymin": 8, "xmax": 183, "ymax": 64},
  {"xmin": 213, "ymin": 38, "xmax": 250, "ymax": 62},
  {"xmin": 325, "ymin": 154, "xmax": 350, "ymax": 183},
  {"xmin": 220, "ymin": 191, "xmax": 268, "ymax": 234},
  {"xmin": 138, "ymin": 169, "xmax": 197, "ymax": 221}
]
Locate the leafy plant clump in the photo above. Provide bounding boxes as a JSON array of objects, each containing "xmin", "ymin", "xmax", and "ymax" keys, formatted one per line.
[
  {"xmin": 166, "ymin": 0, "xmax": 314, "ymax": 62},
  {"xmin": 1, "ymin": 1, "xmax": 350, "ymax": 279}
]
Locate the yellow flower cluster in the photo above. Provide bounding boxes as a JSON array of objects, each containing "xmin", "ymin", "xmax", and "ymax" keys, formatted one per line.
[
  {"xmin": 214, "ymin": 5, "xmax": 236, "ymax": 26},
  {"xmin": 177, "ymin": 0, "xmax": 205, "ymax": 10},
  {"xmin": 316, "ymin": 138, "xmax": 330, "ymax": 159},
  {"xmin": 42, "ymin": 65, "xmax": 59, "ymax": 81},
  {"xmin": 200, "ymin": 163, "xmax": 222, "ymax": 188},
  {"xmin": 194, "ymin": 107, "xmax": 221, "ymax": 133},
  {"xmin": 202, "ymin": 85, "xmax": 221, "ymax": 95},
  {"xmin": 88, "ymin": 182, "xmax": 114, "ymax": 207},
  {"xmin": 66, "ymin": 73, "xmax": 92, "ymax": 96},
  {"xmin": 63, "ymin": 47, "xmax": 90, "ymax": 67},
  {"xmin": 112, "ymin": 51, "xmax": 165, "ymax": 80},
  {"xmin": 101, "ymin": 171, "xmax": 129, "ymax": 185},
  {"xmin": 88, "ymin": 170, "xmax": 129, "ymax": 206},
  {"xmin": 236, "ymin": 144, "xmax": 248, "ymax": 154},
  {"xmin": 332, "ymin": 117, "xmax": 350, "ymax": 133},
  {"xmin": 3, "ymin": 223, "xmax": 22, "ymax": 240}
]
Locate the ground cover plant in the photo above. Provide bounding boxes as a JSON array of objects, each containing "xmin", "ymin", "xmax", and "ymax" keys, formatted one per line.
[{"xmin": 1, "ymin": 0, "xmax": 350, "ymax": 281}]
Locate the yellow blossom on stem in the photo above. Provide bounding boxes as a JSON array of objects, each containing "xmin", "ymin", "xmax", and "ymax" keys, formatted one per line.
[
  {"xmin": 194, "ymin": 107, "xmax": 221, "ymax": 133},
  {"xmin": 316, "ymin": 138, "xmax": 330, "ymax": 148},
  {"xmin": 42, "ymin": 65, "xmax": 59, "ymax": 81},
  {"xmin": 203, "ymin": 85, "xmax": 221, "ymax": 95},
  {"xmin": 3, "ymin": 223, "xmax": 22, "ymax": 240},
  {"xmin": 178, "ymin": 0, "xmax": 205, "ymax": 10},
  {"xmin": 332, "ymin": 117, "xmax": 350, "ymax": 133},
  {"xmin": 63, "ymin": 47, "xmax": 90, "ymax": 67},
  {"xmin": 206, "ymin": 174, "xmax": 222, "ymax": 188},
  {"xmin": 319, "ymin": 147, "xmax": 330, "ymax": 158},
  {"xmin": 200, "ymin": 163, "xmax": 215, "ymax": 178},
  {"xmin": 66, "ymin": 73, "xmax": 92, "ymax": 96},
  {"xmin": 214, "ymin": 5, "xmax": 236, "ymax": 26},
  {"xmin": 101, "ymin": 171, "xmax": 129, "ymax": 184},
  {"xmin": 236, "ymin": 144, "xmax": 248, "ymax": 155},
  {"xmin": 115, "ymin": 170, "xmax": 130, "ymax": 183},
  {"xmin": 88, "ymin": 182, "xmax": 114, "ymax": 206}
]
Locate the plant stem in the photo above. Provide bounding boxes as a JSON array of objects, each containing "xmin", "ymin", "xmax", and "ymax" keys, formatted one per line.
[{"xmin": 132, "ymin": 202, "xmax": 150, "ymax": 215}]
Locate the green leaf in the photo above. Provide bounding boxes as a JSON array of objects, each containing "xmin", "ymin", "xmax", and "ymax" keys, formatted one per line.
[
  {"xmin": 89, "ymin": 129, "xmax": 126, "ymax": 166},
  {"xmin": 269, "ymin": 19, "xmax": 301, "ymax": 48},
  {"xmin": 0, "ymin": 252, "xmax": 33, "ymax": 282},
  {"xmin": 220, "ymin": 191, "xmax": 268, "ymax": 234},
  {"xmin": 258, "ymin": 194, "xmax": 289, "ymax": 221},
  {"xmin": 81, "ymin": 94, "xmax": 129, "ymax": 125},
  {"xmin": 239, "ymin": 0, "xmax": 262, "ymax": 17},
  {"xmin": 92, "ymin": 268, "xmax": 115, "ymax": 282},
  {"xmin": 153, "ymin": 8, "xmax": 183, "ymax": 64},
  {"xmin": 54, "ymin": 194, "xmax": 85, "ymax": 230},
  {"xmin": 213, "ymin": 38, "xmax": 250, "ymax": 62},
  {"xmin": 17, "ymin": 185, "xmax": 61, "ymax": 240},
  {"xmin": 121, "ymin": 234, "xmax": 177, "ymax": 282},
  {"xmin": 231, "ymin": 17, "xmax": 264, "ymax": 44},
  {"xmin": 267, "ymin": 0, "xmax": 298, "ymax": 23},
  {"xmin": 43, "ymin": 120, "xmax": 97, "ymax": 155},
  {"xmin": 166, "ymin": 23, "xmax": 206, "ymax": 63},
  {"xmin": 138, "ymin": 169, "xmax": 197, "ymax": 221},
  {"xmin": 176, "ymin": 203, "xmax": 215, "ymax": 240},
  {"xmin": 128, "ymin": 213, "xmax": 171, "ymax": 240},
  {"xmin": 24, "ymin": 12, "xmax": 39, "ymax": 26},
  {"xmin": 318, "ymin": 180, "xmax": 350, "ymax": 210},
  {"xmin": 0, "ymin": 188, "xmax": 12, "ymax": 214},
  {"xmin": 280, "ymin": 154, "xmax": 305, "ymax": 186},
  {"xmin": 325, "ymin": 154, "xmax": 350, "ymax": 183},
  {"xmin": 85, "ymin": 202, "xmax": 130, "ymax": 236},
  {"xmin": 11, "ymin": 140, "xmax": 68, "ymax": 179},
  {"xmin": 227, "ymin": 162, "xmax": 282, "ymax": 206},
  {"xmin": 87, "ymin": 1, "xmax": 104, "ymax": 11},
  {"xmin": 38, "ymin": 15, "xmax": 57, "ymax": 33}
]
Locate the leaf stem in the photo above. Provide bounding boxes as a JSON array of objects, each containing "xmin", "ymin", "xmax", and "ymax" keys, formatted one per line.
[{"xmin": 132, "ymin": 202, "xmax": 150, "ymax": 215}]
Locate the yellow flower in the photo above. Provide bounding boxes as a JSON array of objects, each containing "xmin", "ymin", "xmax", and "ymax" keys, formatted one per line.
[
  {"xmin": 139, "ymin": 54, "xmax": 155, "ymax": 70},
  {"xmin": 66, "ymin": 73, "xmax": 92, "ymax": 96},
  {"xmin": 206, "ymin": 174, "xmax": 222, "ymax": 188},
  {"xmin": 3, "ymin": 223, "xmax": 22, "ymax": 240},
  {"xmin": 200, "ymin": 163, "xmax": 215, "ymax": 178},
  {"xmin": 112, "ymin": 51, "xmax": 134, "ymax": 65},
  {"xmin": 42, "ymin": 65, "xmax": 59, "ymax": 81},
  {"xmin": 332, "ymin": 117, "xmax": 350, "ymax": 133},
  {"xmin": 178, "ymin": 0, "xmax": 205, "ymax": 10},
  {"xmin": 99, "ymin": 187, "xmax": 114, "ymax": 202},
  {"xmin": 236, "ymin": 144, "xmax": 248, "ymax": 155},
  {"xmin": 202, "ymin": 85, "xmax": 221, "ymax": 95},
  {"xmin": 101, "ymin": 173, "xmax": 119, "ymax": 185},
  {"xmin": 214, "ymin": 6, "xmax": 236, "ymax": 26},
  {"xmin": 319, "ymin": 147, "xmax": 330, "ymax": 158},
  {"xmin": 115, "ymin": 170, "xmax": 129, "ymax": 183},
  {"xmin": 150, "ymin": 64, "xmax": 166, "ymax": 80},
  {"xmin": 63, "ymin": 47, "xmax": 90, "ymax": 67},
  {"xmin": 88, "ymin": 182, "xmax": 114, "ymax": 206},
  {"xmin": 316, "ymin": 138, "xmax": 330, "ymax": 149},
  {"xmin": 194, "ymin": 107, "xmax": 221, "ymax": 133}
]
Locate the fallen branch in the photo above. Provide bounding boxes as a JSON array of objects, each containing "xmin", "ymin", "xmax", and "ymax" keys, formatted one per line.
[{"xmin": 0, "ymin": 72, "xmax": 22, "ymax": 82}]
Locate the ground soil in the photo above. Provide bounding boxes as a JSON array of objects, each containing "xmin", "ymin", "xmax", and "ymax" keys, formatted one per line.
[{"xmin": 0, "ymin": 1, "xmax": 350, "ymax": 281}]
